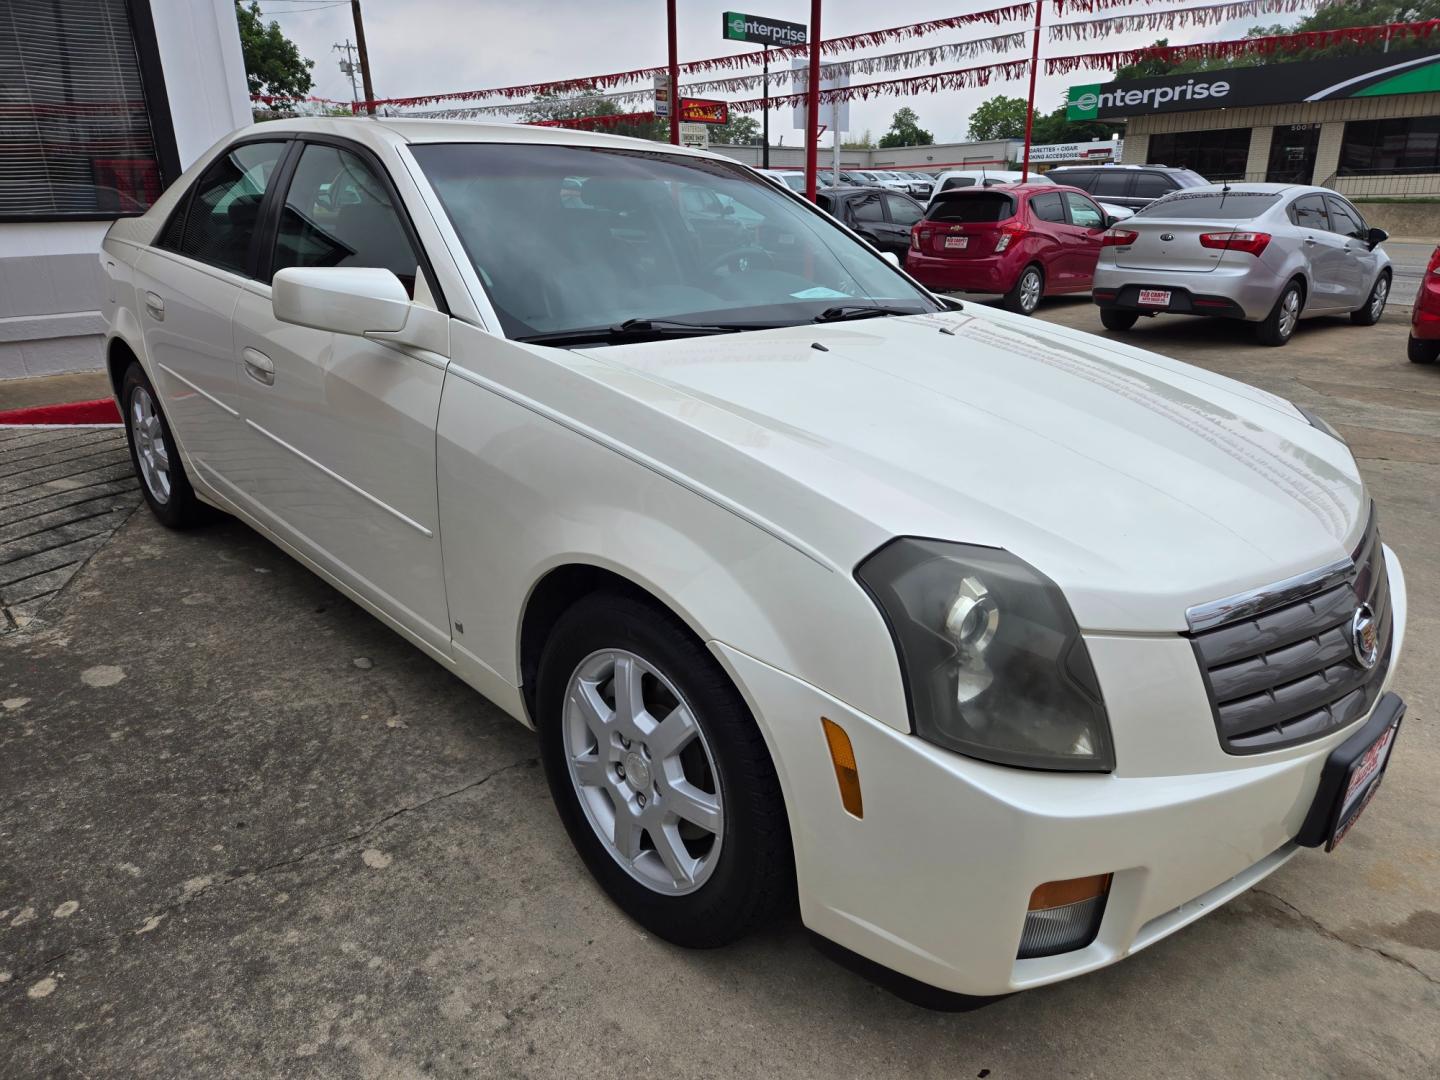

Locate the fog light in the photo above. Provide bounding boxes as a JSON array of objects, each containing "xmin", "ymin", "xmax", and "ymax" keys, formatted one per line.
[{"xmin": 1017, "ymin": 873, "xmax": 1111, "ymax": 959}]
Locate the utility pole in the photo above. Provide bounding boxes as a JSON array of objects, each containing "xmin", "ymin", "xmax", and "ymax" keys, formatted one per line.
[
  {"xmin": 334, "ymin": 40, "xmax": 360, "ymax": 106},
  {"xmin": 350, "ymin": 0, "xmax": 376, "ymax": 114},
  {"xmin": 667, "ymin": 0, "xmax": 680, "ymax": 145},
  {"xmin": 1020, "ymin": 0, "xmax": 1043, "ymax": 181}
]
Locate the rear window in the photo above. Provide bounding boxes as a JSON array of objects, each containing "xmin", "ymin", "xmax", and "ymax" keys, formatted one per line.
[
  {"xmin": 926, "ymin": 192, "xmax": 1016, "ymax": 223},
  {"xmin": 1137, "ymin": 191, "xmax": 1283, "ymax": 219}
]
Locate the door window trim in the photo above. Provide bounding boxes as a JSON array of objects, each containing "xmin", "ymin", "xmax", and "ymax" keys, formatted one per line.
[{"xmin": 257, "ymin": 133, "xmax": 449, "ymax": 314}]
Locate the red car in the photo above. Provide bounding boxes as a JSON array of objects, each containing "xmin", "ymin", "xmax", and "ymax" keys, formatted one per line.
[
  {"xmin": 1409, "ymin": 243, "xmax": 1440, "ymax": 364},
  {"xmin": 905, "ymin": 183, "xmax": 1115, "ymax": 315}
]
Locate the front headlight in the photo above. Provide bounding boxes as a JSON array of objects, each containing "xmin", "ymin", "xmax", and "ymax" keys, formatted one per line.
[{"xmin": 857, "ymin": 539, "xmax": 1113, "ymax": 772}]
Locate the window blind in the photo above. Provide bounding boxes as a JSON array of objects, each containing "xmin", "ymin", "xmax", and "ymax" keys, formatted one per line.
[{"xmin": 0, "ymin": 0, "xmax": 162, "ymax": 219}]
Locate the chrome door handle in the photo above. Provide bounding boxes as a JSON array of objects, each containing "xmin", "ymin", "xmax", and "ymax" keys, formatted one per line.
[
  {"xmin": 242, "ymin": 347, "xmax": 275, "ymax": 386},
  {"xmin": 144, "ymin": 291, "xmax": 165, "ymax": 320}
]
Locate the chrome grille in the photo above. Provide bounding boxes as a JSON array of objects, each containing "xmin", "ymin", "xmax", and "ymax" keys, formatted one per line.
[{"xmin": 1187, "ymin": 510, "xmax": 1392, "ymax": 754}]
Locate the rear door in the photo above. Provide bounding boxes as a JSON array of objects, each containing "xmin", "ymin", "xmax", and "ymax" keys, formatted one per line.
[
  {"xmin": 136, "ymin": 139, "xmax": 290, "ymax": 480},
  {"xmin": 1291, "ymin": 193, "xmax": 1351, "ymax": 310},
  {"xmin": 227, "ymin": 138, "xmax": 453, "ymax": 649},
  {"xmin": 845, "ymin": 191, "xmax": 889, "ymax": 251}
]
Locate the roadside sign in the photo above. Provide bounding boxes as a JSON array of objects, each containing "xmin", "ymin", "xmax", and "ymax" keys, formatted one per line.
[
  {"xmin": 722, "ymin": 12, "xmax": 807, "ymax": 47},
  {"xmin": 680, "ymin": 97, "xmax": 729, "ymax": 125},
  {"xmin": 679, "ymin": 122, "xmax": 708, "ymax": 148},
  {"xmin": 653, "ymin": 73, "xmax": 670, "ymax": 117}
]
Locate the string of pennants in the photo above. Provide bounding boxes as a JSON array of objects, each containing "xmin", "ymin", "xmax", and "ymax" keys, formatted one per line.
[{"xmin": 251, "ymin": 1, "xmax": 1432, "ymax": 118}]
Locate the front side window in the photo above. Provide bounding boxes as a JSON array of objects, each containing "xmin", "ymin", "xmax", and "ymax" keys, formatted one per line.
[
  {"xmin": 1064, "ymin": 192, "xmax": 1104, "ymax": 229},
  {"xmin": 1325, "ymin": 196, "xmax": 1366, "ymax": 240},
  {"xmin": 271, "ymin": 143, "xmax": 424, "ymax": 294},
  {"xmin": 172, "ymin": 141, "xmax": 287, "ymax": 274},
  {"xmin": 411, "ymin": 143, "xmax": 938, "ymax": 340},
  {"xmin": 2, "ymin": 0, "xmax": 165, "ymax": 219}
]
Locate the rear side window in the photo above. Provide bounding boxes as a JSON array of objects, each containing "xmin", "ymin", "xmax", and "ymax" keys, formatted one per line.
[
  {"xmin": 174, "ymin": 141, "xmax": 288, "ymax": 274},
  {"xmin": 850, "ymin": 194, "xmax": 885, "ymax": 223},
  {"xmin": 1089, "ymin": 171, "xmax": 1131, "ymax": 197},
  {"xmin": 1290, "ymin": 194, "xmax": 1330, "ymax": 230},
  {"xmin": 1051, "ymin": 170, "xmax": 1093, "ymax": 191},
  {"xmin": 1138, "ymin": 191, "xmax": 1282, "ymax": 219},
  {"xmin": 1028, "ymin": 192, "xmax": 1066, "ymax": 223},
  {"xmin": 271, "ymin": 143, "xmax": 423, "ymax": 296},
  {"xmin": 1132, "ymin": 173, "xmax": 1176, "ymax": 198},
  {"xmin": 885, "ymin": 193, "xmax": 923, "ymax": 225},
  {"xmin": 926, "ymin": 192, "xmax": 1016, "ymax": 223}
]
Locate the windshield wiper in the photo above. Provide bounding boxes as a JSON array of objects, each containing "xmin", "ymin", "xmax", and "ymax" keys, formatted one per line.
[
  {"xmin": 515, "ymin": 318, "xmax": 746, "ymax": 348},
  {"xmin": 812, "ymin": 304, "xmax": 921, "ymax": 324}
]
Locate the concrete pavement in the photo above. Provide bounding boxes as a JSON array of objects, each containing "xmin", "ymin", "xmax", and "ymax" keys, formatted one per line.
[{"xmin": 1, "ymin": 301, "xmax": 1437, "ymax": 1078}]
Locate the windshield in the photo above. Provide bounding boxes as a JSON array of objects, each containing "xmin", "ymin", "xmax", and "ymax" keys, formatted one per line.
[
  {"xmin": 1136, "ymin": 190, "xmax": 1282, "ymax": 220},
  {"xmin": 412, "ymin": 143, "xmax": 938, "ymax": 340}
]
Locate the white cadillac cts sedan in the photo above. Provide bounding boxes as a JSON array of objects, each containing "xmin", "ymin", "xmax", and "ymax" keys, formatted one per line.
[{"xmin": 102, "ymin": 119, "xmax": 1407, "ymax": 1004}]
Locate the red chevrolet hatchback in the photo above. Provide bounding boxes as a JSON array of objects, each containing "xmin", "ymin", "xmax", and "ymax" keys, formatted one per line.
[
  {"xmin": 905, "ymin": 184, "xmax": 1114, "ymax": 315},
  {"xmin": 1409, "ymin": 243, "xmax": 1440, "ymax": 364}
]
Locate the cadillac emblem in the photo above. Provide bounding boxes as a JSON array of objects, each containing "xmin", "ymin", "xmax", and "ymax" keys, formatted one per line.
[{"xmin": 1351, "ymin": 603, "xmax": 1379, "ymax": 669}]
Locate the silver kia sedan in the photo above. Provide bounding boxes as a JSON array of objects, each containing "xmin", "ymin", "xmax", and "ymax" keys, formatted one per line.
[{"xmin": 1091, "ymin": 183, "xmax": 1391, "ymax": 346}]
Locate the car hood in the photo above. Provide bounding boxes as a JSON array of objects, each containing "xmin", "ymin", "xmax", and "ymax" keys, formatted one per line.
[{"xmin": 573, "ymin": 308, "xmax": 1367, "ymax": 631}]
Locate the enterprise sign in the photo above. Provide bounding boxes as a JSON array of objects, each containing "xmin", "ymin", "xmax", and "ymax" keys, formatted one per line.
[
  {"xmin": 722, "ymin": 11, "xmax": 807, "ymax": 47},
  {"xmin": 1068, "ymin": 49, "xmax": 1440, "ymax": 120}
]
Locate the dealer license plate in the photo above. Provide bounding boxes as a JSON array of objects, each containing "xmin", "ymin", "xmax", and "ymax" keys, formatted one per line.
[
  {"xmin": 1138, "ymin": 288, "xmax": 1171, "ymax": 307},
  {"xmin": 1329, "ymin": 719, "xmax": 1399, "ymax": 849},
  {"xmin": 944, "ymin": 236, "xmax": 968, "ymax": 250}
]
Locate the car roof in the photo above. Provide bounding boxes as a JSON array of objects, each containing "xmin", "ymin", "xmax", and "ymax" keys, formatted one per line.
[{"xmin": 1049, "ymin": 163, "xmax": 1191, "ymax": 172}]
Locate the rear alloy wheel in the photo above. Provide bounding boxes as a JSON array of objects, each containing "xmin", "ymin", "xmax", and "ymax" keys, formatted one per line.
[
  {"xmin": 1350, "ymin": 272, "xmax": 1390, "ymax": 326},
  {"xmin": 1256, "ymin": 280, "xmax": 1303, "ymax": 347},
  {"xmin": 121, "ymin": 362, "xmax": 210, "ymax": 528},
  {"xmin": 1409, "ymin": 334, "xmax": 1440, "ymax": 364},
  {"xmin": 536, "ymin": 592, "xmax": 793, "ymax": 947},
  {"xmin": 1100, "ymin": 308, "xmax": 1139, "ymax": 332},
  {"xmin": 1002, "ymin": 265, "xmax": 1044, "ymax": 316}
]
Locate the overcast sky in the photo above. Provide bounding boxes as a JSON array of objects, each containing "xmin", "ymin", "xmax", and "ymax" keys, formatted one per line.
[{"xmin": 251, "ymin": 0, "xmax": 1280, "ymax": 145}]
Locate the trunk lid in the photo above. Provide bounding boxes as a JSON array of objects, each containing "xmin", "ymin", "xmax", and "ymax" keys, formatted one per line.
[
  {"xmin": 918, "ymin": 191, "xmax": 1017, "ymax": 258},
  {"xmin": 1111, "ymin": 219, "xmax": 1226, "ymax": 273}
]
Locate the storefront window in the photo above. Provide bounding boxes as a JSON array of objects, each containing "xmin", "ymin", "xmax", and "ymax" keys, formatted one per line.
[
  {"xmin": 1339, "ymin": 117, "xmax": 1440, "ymax": 176},
  {"xmin": 0, "ymin": 0, "xmax": 165, "ymax": 219},
  {"xmin": 1147, "ymin": 129, "xmax": 1252, "ymax": 181}
]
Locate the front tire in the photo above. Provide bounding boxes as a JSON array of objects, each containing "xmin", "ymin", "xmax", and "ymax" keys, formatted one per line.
[
  {"xmin": 1351, "ymin": 271, "xmax": 1390, "ymax": 326},
  {"xmin": 1256, "ymin": 280, "xmax": 1303, "ymax": 347},
  {"xmin": 536, "ymin": 591, "xmax": 793, "ymax": 948},
  {"xmin": 1099, "ymin": 308, "xmax": 1139, "ymax": 331},
  {"xmin": 1001, "ymin": 264, "xmax": 1044, "ymax": 316},
  {"xmin": 120, "ymin": 362, "xmax": 209, "ymax": 528},
  {"xmin": 1409, "ymin": 334, "xmax": 1440, "ymax": 364}
]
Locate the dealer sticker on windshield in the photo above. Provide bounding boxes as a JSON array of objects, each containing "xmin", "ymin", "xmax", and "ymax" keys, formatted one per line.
[{"xmin": 1138, "ymin": 289, "xmax": 1171, "ymax": 307}]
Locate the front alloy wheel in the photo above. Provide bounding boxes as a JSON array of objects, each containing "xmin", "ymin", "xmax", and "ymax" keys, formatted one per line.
[
  {"xmin": 1351, "ymin": 272, "xmax": 1390, "ymax": 326},
  {"xmin": 537, "ymin": 591, "xmax": 793, "ymax": 947}
]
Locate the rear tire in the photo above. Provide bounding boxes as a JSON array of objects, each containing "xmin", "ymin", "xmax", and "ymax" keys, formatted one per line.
[
  {"xmin": 1099, "ymin": 308, "xmax": 1139, "ymax": 332},
  {"xmin": 1409, "ymin": 334, "xmax": 1440, "ymax": 364},
  {"xmin": 1256, "ymin": 280, "xmax": 1303, "ymax": 347},
  {"xmin": 120, "ymin": 362, "xmax": 210, "ymax": 529},
  {"xmin": 1350, "ymin": 271, "xmax": 1390, "ymax": 326},
  {"xmin": 1001, "ymin": 265, "xmax": 1044, "ymax": 316},
  {"xmin": 536, "ymin": 591, "xmax": 794, "ymax": 948}
]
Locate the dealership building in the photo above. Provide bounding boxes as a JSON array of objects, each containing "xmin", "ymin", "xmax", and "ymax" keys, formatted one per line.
[
  {"xmin": 1067, "ymin": 49, "xmax": 1440, "ymax": 196},
  {"xmin": 0, "ymin": 0, "xmax": 251, "ymax": 380}
]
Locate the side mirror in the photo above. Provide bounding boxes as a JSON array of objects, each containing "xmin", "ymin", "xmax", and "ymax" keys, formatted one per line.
[
  {"xmin": 720, "ymin": 203, "xmax": 735, "ymax": 216},
  {"xmin": 881, "ymin": 251, "xmax": 901, "ymax": 267},
  {"xmin": 1103, "ymin": 214, "xmax": 1119, "ymax": 229},
  {"xmin": 1367, "ymin": 227, "xmax": 1388, "ymax": 249},
  {"xmin": 272, "ymin": 266, "xmax": 448, "ymax": 355}
]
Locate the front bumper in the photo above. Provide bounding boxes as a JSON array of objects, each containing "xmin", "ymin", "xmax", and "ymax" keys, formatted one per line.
[
  {"xmin": 1093, "ymin": 262, "xmax": 1281, "ymax": 321},
  {"xmin": 711, "ymin": 545, "xmax": 1407, "ymax": 999}
]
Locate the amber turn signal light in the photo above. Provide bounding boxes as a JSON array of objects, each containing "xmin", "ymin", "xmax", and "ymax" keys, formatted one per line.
[
  {"xmin": 820, "ymin": 717, "xmax": 863, "ymax": 818},
  {"xmin": 1028, "ymin": 873, "xmax": 1112, "ymax": 912}
]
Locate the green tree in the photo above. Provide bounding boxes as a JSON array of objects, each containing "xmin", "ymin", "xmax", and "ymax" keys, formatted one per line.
[
  {"xmin": 966, "ymin": 96, "xmax": 1028, "ymax": 141},
  {"xmin": 878, "ymin": 107, "xmax": 934, "ymax": 148},
  {"xmin": 710, "ymin": 114, "xmax": 761, "ymax": 145},
  {"xmin": 1030, "ymin": 95, "xmax": 1125, "ymax": 144},
  {"xmin": 235, "ymin": 1, "xmax": 314, "ymax": 100}
]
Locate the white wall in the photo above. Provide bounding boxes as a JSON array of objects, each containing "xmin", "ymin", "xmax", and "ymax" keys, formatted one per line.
[{"xmin": 152, "ymin": 0, "xmax": 253, "ymax": 164}]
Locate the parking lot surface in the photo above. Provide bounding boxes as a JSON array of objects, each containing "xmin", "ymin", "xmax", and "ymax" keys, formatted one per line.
[{"xmin": 2, "ymin": 300, "xmax": 1437, "ymax": 1078}]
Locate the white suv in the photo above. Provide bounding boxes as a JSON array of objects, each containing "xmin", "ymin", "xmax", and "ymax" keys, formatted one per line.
[{"xmin": 101, "ymin": 118, "xmax": 1408, "ymax": 1005}]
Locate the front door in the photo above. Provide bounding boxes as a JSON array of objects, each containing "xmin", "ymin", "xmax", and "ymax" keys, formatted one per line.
[
  {"xmin": 1291, "ymin": 193, "xmax": 1352, "ymax": 311},
  {"xmin": 881, "ymin": 193, "xmax": 924, "ymax": 258},
  {"xmin": 1324, "ymin": 195, "xmax": 1375, "ymax": 307},
  {"xmin": 227, "ymin": 140, "xmax": 453, "ymax": 649},
  {"xmin": 1267, "ymin": 124, "xmax": 1322, "ymax": 185},
  {"xmin": 1061, "ymin": 191, "xmax": 1107, "ymax": 288}
]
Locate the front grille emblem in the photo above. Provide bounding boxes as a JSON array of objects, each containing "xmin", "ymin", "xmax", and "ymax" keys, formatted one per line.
[{"xmin": 1351, "ymin": 603, "xmax": 1379, "ymax": 669}]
